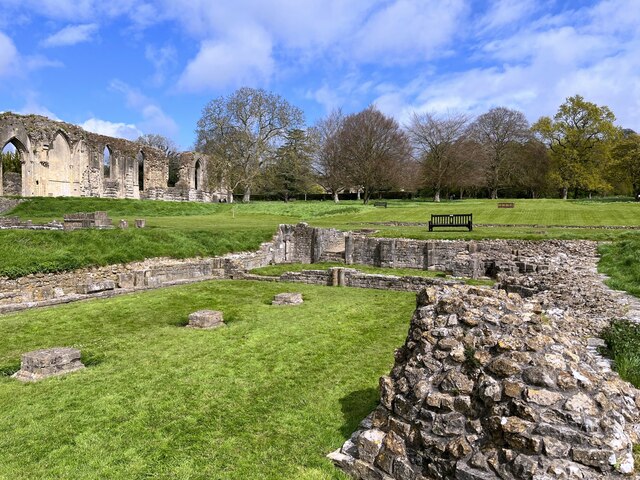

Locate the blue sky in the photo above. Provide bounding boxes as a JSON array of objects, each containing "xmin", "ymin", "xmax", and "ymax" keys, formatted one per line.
[{"xmin": 0, "ymin": 0, "xmax": 639, "ymax": 150}]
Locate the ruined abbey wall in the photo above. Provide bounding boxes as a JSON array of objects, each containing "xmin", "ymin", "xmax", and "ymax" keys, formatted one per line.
[{"xmin": 0, "ymin": 113, "xmax": 223, "ymax": 201}]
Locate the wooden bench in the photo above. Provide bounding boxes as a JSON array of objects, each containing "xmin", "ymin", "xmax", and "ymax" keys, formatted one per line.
[
  {"xmin": 428, "ymin": 214, "xmax": 473, "ymax": 231},
  {"xmin": 498, "ymin": 202, "xmax": 515, "ymax": 208},
  {"xmin": 373, "ymin": 201, "xmax": 387, "ymax": 208}
]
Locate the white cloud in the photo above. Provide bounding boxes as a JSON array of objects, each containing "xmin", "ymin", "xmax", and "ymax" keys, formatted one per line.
[
  {"xmin": 145, "ymin": 44, "xmax": 177, "ymax": 86},
  {"xmin": 351, "ymin": 0, "xmax": 467, "ymax": 64},
  {"xmin": 110, "ymin": 80, "xmax": 179, "ymax": 137},
  {"xmin": 80, "ymin": 118, "xmax": 143, "ymax": 139},
  {"xmin": 42, "ymin": 23, "xmax": 98, "ymax": 47},
  {"xmin": 16, "ymin": 91, "xmax": 60, "ymax": 120},
  {"xmin": 177, "ymin": 26, "xmax": 274, "ymax": 92},
  {"xmin": 0, "ymin": 31, "xmax": 18, "ymax": 76}
]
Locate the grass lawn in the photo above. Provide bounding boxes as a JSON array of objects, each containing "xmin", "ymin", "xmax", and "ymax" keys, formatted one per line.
[
  {"xmin": 0, "ymin": 280, "xmax": 415, "ymax": 479},
  {"xmin": 1, "ymin": 197, "xmax": 639, "ymax": 278}
]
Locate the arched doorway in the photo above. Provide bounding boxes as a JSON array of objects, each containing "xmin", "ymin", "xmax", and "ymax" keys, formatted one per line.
[
  {"xmin": 103, "ymin": 146, "xmax": 112, "ymax": 179},
  {"xmin": 194, "ymin": 159, "xmax": 202, "ymax": 190},
  {"xmin": 1, "ymin": 140, "xmax": 24, "ymax": 196},
  {"xmin": 137, "ymin": 151, "xmax": 144, "ymax": 191}
]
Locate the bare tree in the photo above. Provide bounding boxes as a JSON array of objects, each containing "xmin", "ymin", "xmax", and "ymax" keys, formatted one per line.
[
  {"xmin": 407, "ymin": 111, "xmax": 469, "ymax": 202},
  {"xmin": 195, "ymin": 87, "xmax": 304, "ymax": 202},
  {"xmin": 338, "ymin": 105, "xmax": 412, "ymax": 204},
  {"xmin": 310, "ymin": 109, "xmax": 349, "ymax": 203},
  {"xmin": 469, "ymin": 107, "xmax": 531, "ymax": 199}
]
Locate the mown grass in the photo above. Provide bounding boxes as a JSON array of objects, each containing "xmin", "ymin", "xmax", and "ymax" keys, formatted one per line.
[
  {"xmin": 2, "ymin": 197, "xmax": 640, "ymax": 277},
  {"xmin": 0, "ymin": 280, "xmax": 414, "ymax": 479},
  {"xmin": 250, "ymin": 262, "xmax": 494, "ymax": 286},
  {"xmin": 600, "ymin": 320, "xmax": 640, "ymax": 388},
  {"xmin": 599, "ymin": 237, "xmax": 640, "ymax": 297},
  {"xmin": 0, "ymin": 227, "xmax": 275, "ymax": 279}
]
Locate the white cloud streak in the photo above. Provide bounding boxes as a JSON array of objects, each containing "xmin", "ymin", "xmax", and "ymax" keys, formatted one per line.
[
  {"xmin": 42, "ymin": 23, "xmax": 98, "ymax": 47},
  {"xmin": 80, "ymin": 118, "xmax": 143, "ymax": 139}
]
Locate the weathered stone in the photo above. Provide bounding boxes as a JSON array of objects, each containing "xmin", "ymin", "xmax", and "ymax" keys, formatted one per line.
[
  {"xmin": 187, "ymin": 310, "xmax": 225, "ymax": 329},
  {"xmin": 488, "ymin": 356, "xmax": 521, "ymax": 377},
  {"xmin": 571, "ymin": 447, "xmax": 615, "ymax": 469},
  {"xmin": 357, "ymin": 429, "xmax": 386, "ymax": 463},
  {"xmin": 119, "ymin": 219, "xmax": 128, "ymax": 229},
  {"xmin": 12, "ymin": 347, "xmax": 84, "ymax": 382},
  {"xmin": 135, "ymin": 219, "xmax": 146, "ymax": 228},
  {"xmin": 440, "ymin": 370, "xmax": 474, "ymax": 395},
  {"xmin": 272, "ymin": 292, "xmax": 303, "ymax": 305},
  {"xmin": 76, "ymin": 279, "xmax": 116, "ymax": 294},
  {"xmin": 524, "ymin": 388, "xmax": 563, "ymax": 406},
  {"xmin": 564, "ymin": 392, "xmax": 599, "ymax": 416}
]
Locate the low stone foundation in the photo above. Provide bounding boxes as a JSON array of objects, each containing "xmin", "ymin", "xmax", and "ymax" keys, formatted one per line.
[
  {"xmin": 187, "ymin": 310, "xmax": 225, "ymax": 329},
  {"xmin": 272, "ymin": 292, "xmax": 304, "ymax": 305},
  {"xmin": 12, "ymin": 347, "xmax": 84, "ymax": 382}
]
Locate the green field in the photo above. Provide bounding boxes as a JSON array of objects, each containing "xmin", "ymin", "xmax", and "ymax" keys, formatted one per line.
[
  {"xmin": 1, "ymin": 197, "xmax": 639, "ymax": 277},
  {"xmin": 1, "ymin": 196, "xmax": 640, "ymax": 478},
  {"xmin": 0, "ymin": 280, "xmax": 414, "ymax": 479}
]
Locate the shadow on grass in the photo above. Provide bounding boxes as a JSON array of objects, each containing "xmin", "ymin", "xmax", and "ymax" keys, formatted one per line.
[
  {"xmin": 0, "ymin": 360, "xmax": 21, "ymax": 377},
  {"xmin": 81, "ymin": 351, "xmax": 106, "ymax": 368},
  {"xmin": 339, "ymin": 387, "xmax": 379, "ymax": 438}
]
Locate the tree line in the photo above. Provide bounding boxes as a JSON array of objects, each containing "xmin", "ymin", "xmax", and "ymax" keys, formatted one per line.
[
  {"xmin": 2, "ymin": 89, "xmax": 637, "ymax": 203},
  {"xmin": 156, "ymin": 88, "xmax": 640, "ymax": 203}
]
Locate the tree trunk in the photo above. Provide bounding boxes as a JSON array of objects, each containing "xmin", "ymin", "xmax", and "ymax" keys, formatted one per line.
[
  {"xmin": 561, "ymin": 186, "xmax": 568, "ymax": 199},
  {"xmin": 227, "ymin": 191, "xmax": 234, "ymax": 203},
  {"xmin": 332, "ymin": 191, "xmax": 339, "ymax": 203},
  {"xmin": 242, "ymin": 187, "xmax": 251, "ymax": 203},
  {"xmin": 357, "ymin": 190, "xmax": 361, "ymax": 200},
  {"xmin": 490, "ymin": 188, "xmax": 498, "ymax": 200},
  {"xmin": 362, "ymin": 189, "xmax": 370, "ymax": 204},
  {"xmin": 434, "ymin": 190, "xmax": 440, "ymax": 203},
  {"xmin": 459, "ymin": 188, "xmax": 464, "ymax": 200}
]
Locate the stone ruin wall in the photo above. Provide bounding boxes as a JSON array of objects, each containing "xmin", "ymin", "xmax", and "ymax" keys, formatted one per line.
[
  {"xmin": 0, "ymin": 112, "xmax": 224, "ymax": 202},
  {"xmin": 330, "ymin": 285, "xmax": 640, "ymax": 479},
  {"xmin": 0, "ymin": 224, "xmax": 560, "ymax": 312}
]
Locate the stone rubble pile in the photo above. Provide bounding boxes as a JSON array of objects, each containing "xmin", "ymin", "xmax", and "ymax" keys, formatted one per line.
[{"xmin": 330, "ymin": 284, "xmax": 640, "ymax": 479}]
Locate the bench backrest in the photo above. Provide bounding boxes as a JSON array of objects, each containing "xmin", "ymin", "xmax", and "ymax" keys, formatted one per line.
[{"xmin": 430, "ymin": 214, "xmax": 472, "ymax": 225}]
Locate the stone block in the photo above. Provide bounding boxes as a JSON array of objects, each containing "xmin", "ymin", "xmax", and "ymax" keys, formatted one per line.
[
  {"xmin": 12, "ymin": 347, "xmax": 84, "ymax": 382},
  {"xmin": 119, "ymin": 219, "xmax": 128, "ymax": 229},
  {"xmin": 187, "ymin": 310, "xmax": 225, "ymax": 329},
  {"xmin": 76, "ymin": 279, "xmax": 116, "ymax": 294},
  {"xmin": 272, "ymin": 292, "xmax": 304, "ymax": 305},
  {"xmin": 135, "ymin": 219, "xmax": 145, "ymax": 228}
]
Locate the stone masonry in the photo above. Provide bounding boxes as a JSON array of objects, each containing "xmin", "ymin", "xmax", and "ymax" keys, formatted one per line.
[
  {"xmin": 0, "ymin": 112, "xmax": 225, "ymax": 201},
  {"xmin": 329, "ymin": 285, "xmax": 640, "ymax": 479},
  {"xmin": 187, "ymin": 310, "xmax": 225, "ymax": 329},
  {"xmin": 12, "ymin": 347, "xmax": 84, "ymax": 382}
]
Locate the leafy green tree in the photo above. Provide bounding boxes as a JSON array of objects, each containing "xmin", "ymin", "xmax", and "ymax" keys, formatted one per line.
[
  {"xmin": 262, "ymin": 129, "xmax": 315, "ymax": 202},
  {"xmin": 533, "ymin": 95, "xmax": 618, "ymax": 199},
  {"xmin": 195, "ymin": 87, "xmax": 304, "ymax": 202},
  {"xmin": 611, "ymin": 130, "xmax": 640, "ymax": 198},
  {"xmin": 1, "ymin": 149, "xmax": 21, "ymax": 174}
]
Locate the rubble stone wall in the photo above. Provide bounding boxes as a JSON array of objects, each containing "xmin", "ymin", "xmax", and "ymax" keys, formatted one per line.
[{"xmin": 330, "ymin": 285, "xmax": 640, "ymax": 479}]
